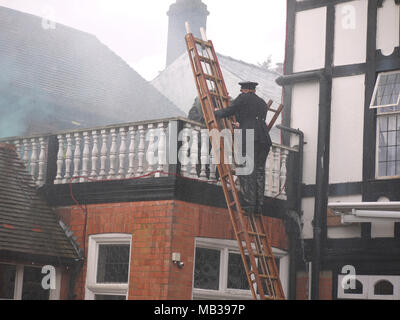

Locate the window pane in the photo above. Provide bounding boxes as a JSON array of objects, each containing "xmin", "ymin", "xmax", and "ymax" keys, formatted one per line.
[
  {"xmin": 95, "ymin": 294, "xmax": 126, "ymax": 300},
  {"xmin": 388, "ymin": 147, "xmax": 396, "ymax": 161},
  {"xmin": 374, "ymin": 280, "xmax": 393, "ymax": 295},
  {"xmin": 0, "ymin": 264, "xmax": 16, "ymax": 299},
  {"xmin": 227, "ymin": 253, "xmax": 250, "ymax": 290},
  {"xmin": 388, "ymin": 116, "xmax": 397, "ymax": 131},
  {"xmin": 379, "ymin": 117, "xmax": 388, "ymax": 132},
  {"xmin": 388, "ymin": 132, "xmax": 396, "ymax": 146},
  {"xmin": 21, "ymin": 266, "xmax": 50, "ymax": 300},
  {"xmin": 379, "ymin": 162, "xmax": 387, "ymax": 177},
  {"xmin": 379, "ymin": 147, "xmax": 387, "ymax": 162},
  {"xmin": 379, "ymin": 132, "xmax": 387, "ymax": 147},
  {"xmin": 97, "ymin": 244, "xmax": 130, "ymax": 284},
  {"xmin": 387, "ymin": 161, "xmax": 396, "ymax": 177},
  {"xmin": 397, "ymin": 161, "xmax": 400, "ymax": 176},
  {"xmin": 194, "ymin": 248, "xmax": 220, "ymax": 290}
]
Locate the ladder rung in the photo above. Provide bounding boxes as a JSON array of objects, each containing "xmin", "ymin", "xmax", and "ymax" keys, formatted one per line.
[
  {"xmin": 194, "ymin": 38, "xmax": 213, "ymax": 48},
  {"xmin": 248, "ymin": 231, "xmax": 267, "ymax": 237},
  {"xmin": 204, "ymin": 74, "xmax": 221, "ymax": 82},
  {"xmin": 259, "ymin": 275, "xmax": 278, "ymax": 281},
  {"xmin": 198, "ymin": 56, "xmax": 215, "ymax": 64},
  {"xmin": 253, "ymin": 253, "xmax": 272, "ymax": 258},
  {"xmin": 229, "ymin": 201, "xmax": 237, "ymax": 208}
]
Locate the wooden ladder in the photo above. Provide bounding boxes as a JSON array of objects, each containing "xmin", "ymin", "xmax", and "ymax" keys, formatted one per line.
[{"xmin": 185, "ymin": 26, "xmax": 285, "ymax": 300}]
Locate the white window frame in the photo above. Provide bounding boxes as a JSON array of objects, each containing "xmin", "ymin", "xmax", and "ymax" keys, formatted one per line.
[
  {"xmin": 371, "ymin": 70, "xmax": 400, "ymax": 179},
  {"xmin": 370, "ymin": 71, "xmax": 400, "ymax": 109},
  {"xmin": 0, "ymin": 263, "xmax": 61, "ymax": 300},
  {"xmin": 338, "ymin": 275, "xmax": 400, "ymax": 300},
  {"xmin": 192, "ymin": 238, "xmax": 289, "ymax": 300},
  {"xmin": 85, "ymin": 233, "xmax": 132, "ymax": 300}
]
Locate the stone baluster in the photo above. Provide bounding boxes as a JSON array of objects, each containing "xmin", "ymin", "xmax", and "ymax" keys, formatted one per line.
[
  {"xmin": 136, "ymin": 125, "xmax": 146, "ymax": 177},
  {"xmin": 99, "ymin": 129, "xmax": 108, "ymax": 180},
  {"xmin": 280, "ymin": 149, "xmax": 288, "ymax": 198},
  {"xmin": 36, "ymin": 137, "xmax": 47, "ymax": 186},
  {"xmin": 90, "ymin": 130, "xmax": 99, "ymax": 180},
  {"xmin": 265, "ymin": 152, "xmax": 273, "ymax": 197},
  {"xmin": 108, "ymin": 129, "xmax": 118, "ymax": 180},
  {"xmin": 146, "ymin": 124, "xmax": 156, "ymax": 175},
  {"xmin": 127, "ymin": 126, "xmax": 136, "ymax": 178},
  {"xmin": 209, "ymin": 144, "xmax": 217, "ymax": 182},
  {"xmin": 72, "ymin": 133, "xmax": 82, "ymax": 183},
  {"xmin": 30, "ymin": 138, "xmax": 38, "ymax": 181},
  {"xmin": 272, "ymin": 146, "xmax": 280, "ymax": 195},
  {"xmin": 22, "ymin": 139, "xmax": 30, "ymax": 168},
  {"xmin": 179, "ymin": 123, "xmax": 191, "ymax": 177},
  {"xmin": 118, "ymin": 127, "xmax": 127, "ymax": 179},
  {"xmin": 200, "ymin": 129, "xmax": 209, "ymax": 180},
  {"xmin": 55, "ymin": 135, "xmax": 65, "ymax": 184},
  {"xmin": 156, "ymin": 122, "xmax": 167, "ymax": 177},
  {"xmin": 190, "ymin": 126, "xmax": 200, "ymax": 178},
  {"xmin": 14, "ymin": 140, "xmax": 22, "ymax": 158},
  {"xmin": 63, "ymin": 134, "xmax": 73, "ymax": 183},
  {"xmin": 80, "ymin": 132, "xmax": 91, "ymax": 182}
]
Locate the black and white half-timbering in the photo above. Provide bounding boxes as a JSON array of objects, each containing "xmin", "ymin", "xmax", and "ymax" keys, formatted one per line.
[{"xmin": 278, "ymin": 0, "xmax": 400, "ymax": 300}]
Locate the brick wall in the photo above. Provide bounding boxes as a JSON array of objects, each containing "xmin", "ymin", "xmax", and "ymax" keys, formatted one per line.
[{"xmin": 56, "ymin": 200, "xmax": 288, "ymax": 300}]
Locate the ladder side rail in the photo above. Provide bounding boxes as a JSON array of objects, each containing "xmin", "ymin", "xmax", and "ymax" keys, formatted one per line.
[
  {"xmin": 218, "ymin": 165, "xmax": 267, "ymax": 300},
  {"xmin": 249, "ymin": 215, "xmax": 277, "ymax": 298},
  {"xmin": 257, "ymin": 215, "xmax": 285, "ymax": 298}
]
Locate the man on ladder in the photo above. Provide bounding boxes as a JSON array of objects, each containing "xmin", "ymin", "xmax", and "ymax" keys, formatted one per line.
[{"xmin": 214, "ymin": 81, "xmax": 272, "ymax": 216}]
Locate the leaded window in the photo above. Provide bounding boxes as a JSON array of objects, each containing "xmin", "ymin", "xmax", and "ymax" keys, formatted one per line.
[
  {"xmin": 85, "ymin": 234, "xmax": 131, "ymax": 300},
  {"xmin": 371, "ymin": 71, "xmax": 400, "ymax": 177}
]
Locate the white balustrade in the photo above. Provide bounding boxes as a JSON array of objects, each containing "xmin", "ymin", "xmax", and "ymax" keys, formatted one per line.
[
  {"xmin": 108, "ymin": 129, "xmax": 118, "ymax": 179},
  {"xmin": 156, "ymin": 122, "xmax": 167, "ymax": 177},
  {"xmin": 55, "ymin": 135, "xmax": 65, "ymax": 184},
  {"xmin": 200, "ymin": 129, "xmax": 209, "ymax": 181},
  {"xmin": 37, "ymin": 137, "xmax": 47, "ymax": 186},
  {"xmin": 0, "ymin": 119, "xmax": 297, "ymax": 201},
  {"xmin": 30, "ymin": 138, "xmax": 38, "ymax": 180},
  {"xmin": 80, "ymin": 132, "xmax": 91, "ymax": 182},
  {"xmin": 146, "ymin": 124, "xmax": 156, "ymax": 175},
  {"xmin": 72, "ymin": 133, "xmax": 82, "ymax": 183},
  {"xmin": 190, "ymin": 126, "xmax": 200, "ymax": 178},
  {"xmin": 127, "ymin": 126, "xmax": 136, "ymax": 178},
  {"xmin": 90, "ymin": 130, "xmax": 99, "ymax": 180}
]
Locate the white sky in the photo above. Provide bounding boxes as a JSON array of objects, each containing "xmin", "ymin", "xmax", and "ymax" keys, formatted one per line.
[{"xmin": 0, "ymin": 0, "xmax": 287, "ymax": 80}]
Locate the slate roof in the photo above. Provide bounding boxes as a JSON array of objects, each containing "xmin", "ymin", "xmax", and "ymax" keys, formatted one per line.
[
  {"xmin": 151, "ymin": 52, "xmax": 283, "ymax": 142},
  {"xmin": 0, "ymin": 6, "xmax": 184, "ymax": 138},
  {"xmin": 0, "ymin": 143, "xmax": 79, "ymax": 262}
]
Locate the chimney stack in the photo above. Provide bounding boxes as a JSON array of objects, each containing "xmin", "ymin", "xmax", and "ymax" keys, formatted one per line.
[{"xmin": 166, "ymin": 0, "xmax": 209, "ymax": 67}]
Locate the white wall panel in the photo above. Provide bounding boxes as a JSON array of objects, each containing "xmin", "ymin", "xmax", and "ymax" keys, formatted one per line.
[
  {"xmin": 377, "ymin": 0, "xmax": 400, "ymax": 56},
  {"xmin": 293, "ymin": 7, "xmax": 327, "ymax": 72},
  {"xmin": 334, "ymin": 0, "xmax": 368, "ymax": 66},
  {"xmin": 301, "ymin": 197, "xmax": 315, "ymax": 239},
  {"xmin": 371, "ymin": 222, "xmax": 395, "ymax": 238},
  {"xmin": 329, "ymin": 75, "xmax": 365, "ymax": 184},
  {"xmin": 291, "ymin": 82, "xmax": 320, "ymax": 185}
]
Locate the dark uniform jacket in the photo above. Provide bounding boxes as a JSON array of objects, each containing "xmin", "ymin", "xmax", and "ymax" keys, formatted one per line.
[{"xmin": 214, "ymin": 92, "xmax": 272, "ymax": 148}]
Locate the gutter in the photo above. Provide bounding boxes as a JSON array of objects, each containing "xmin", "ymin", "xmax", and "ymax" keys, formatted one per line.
[{"xmin": 277, "ymin": 69, "xmax": 332, "ymax": 300}]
